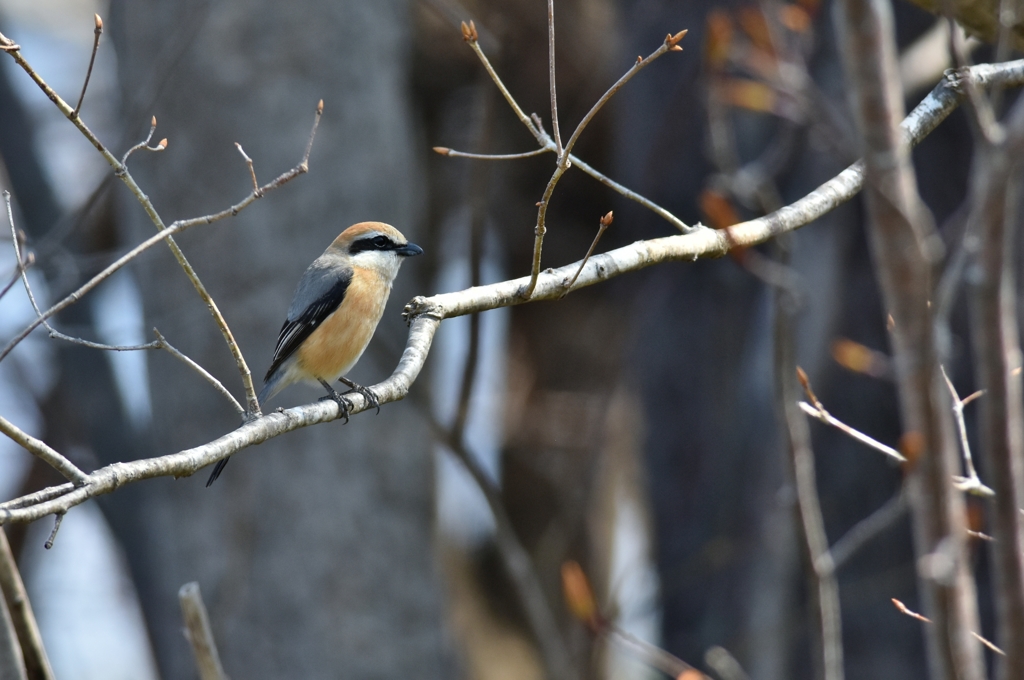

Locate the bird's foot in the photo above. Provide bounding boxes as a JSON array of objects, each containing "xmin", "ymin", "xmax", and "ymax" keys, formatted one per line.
[
  {"xmin": 338, "ymin": 376, "xmax": 380, "ymax": 414},
  {"xmin": 318, "ymin": 379, "xmax": 352, "ymax": 423}
]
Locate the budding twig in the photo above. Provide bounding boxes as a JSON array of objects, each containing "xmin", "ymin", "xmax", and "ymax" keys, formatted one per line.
[
  {"xmin": 72, "ymin": 14, "xmax": 103, "ymax": 119},
  {"xmin": 432, "ymin": 146, "xmax": 550, "ymax": 160},
  {"xmin": 561, "ymin": 211, "xmax": 612, "ymax": 296}
]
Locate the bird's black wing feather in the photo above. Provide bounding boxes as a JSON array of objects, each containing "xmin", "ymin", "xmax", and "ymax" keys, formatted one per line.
[{"xmin": 264, "ymin": 272, "xmax": 352, "ymax": 382}]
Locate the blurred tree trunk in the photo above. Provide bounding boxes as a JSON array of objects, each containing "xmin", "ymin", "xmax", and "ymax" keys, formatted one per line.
[{"xmin": 105, "ymin": 1, "xmax": 452, "ymax": 678}]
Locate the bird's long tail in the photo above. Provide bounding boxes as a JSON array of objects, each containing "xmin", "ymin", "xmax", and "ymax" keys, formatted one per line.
[{"xmin": 206, "ymin": 457, "xmax": 230, "ymax": 486}]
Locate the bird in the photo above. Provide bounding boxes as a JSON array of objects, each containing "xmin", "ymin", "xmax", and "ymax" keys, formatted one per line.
[{"xmin": 206, "ymin": 221, "xmax": 423, "ymax": 486}]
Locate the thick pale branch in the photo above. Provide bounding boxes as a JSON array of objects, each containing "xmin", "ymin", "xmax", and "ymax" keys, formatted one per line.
[{"xmin": 2, "ymin": 61, "xmax": 1024, "ymax": 522}]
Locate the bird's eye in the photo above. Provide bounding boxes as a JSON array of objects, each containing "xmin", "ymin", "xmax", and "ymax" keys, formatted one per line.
[{"xmin": 372, "ymin": 236, "xmax": 389, "ymax": 248}]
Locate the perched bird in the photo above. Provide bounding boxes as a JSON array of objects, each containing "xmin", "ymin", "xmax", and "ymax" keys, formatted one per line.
[{"xmin": 206, "ymin": 221, "xmax": 423, "ymax": 486}]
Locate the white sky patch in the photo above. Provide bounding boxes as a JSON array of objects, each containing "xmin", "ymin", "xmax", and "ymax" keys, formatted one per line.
[{"xmin": 433, "ymin": 208, "xmax": 508, "ymax": 546}]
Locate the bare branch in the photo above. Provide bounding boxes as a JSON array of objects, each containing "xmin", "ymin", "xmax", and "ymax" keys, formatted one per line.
[
  {"xmin": 546, "ymin": 0, "xmax": 562, "ymax": 153},
  {"xmin": 828, "ymin": 491, "xmax": 907, "ymax": 572},
  {"xmin": 2, "ymin": 59, "xmax": 1024, "ymax": 534},
  {"xmin": 561, "ymin": 30, "xmax": 687, "ymax": 162},
  {"xmin": 0, "ymin": 34, "xmax": 322, "ymax": 418},
  {"xmin": 0, "ymin": 417, "xmax": 89, "ymax": 487},
  {"xmin": 561, "ymin": 211, "xmax": 612, "ymax": 295},
  {"xmin": 432, "ymin": 146, "xmax": 551, "ymax": 160},
  {"xmin": 179, "ymin": 582, "xmax": 227, "ymax": 680},
  {"xmin": 121, "ymin": 116, "xmax": 165, "ymax": 166},
  {"xmin": 523, "ymin": 32, "xmax": 687, "ymax": 298},
  {"xmin": 71, "ymin": 14, "xmax": 103, "ymax": 119},
  {"xmin": 797, "ymin": 401, "xmax": 906, "ymax": 463},
  {"xmin": 0, "ymin": 104, "xmax": 323, "ymax": 373},
  {"xmin": 463, "ymin": 25, "xmax": 542, "ymax": 142},
  {"xmin": 569, "ymin": 154, "xmax": 695, "ymax": 232},
  {"xmin": 0, "ymin": 528, "xmax": 54, "ymax": 679}
]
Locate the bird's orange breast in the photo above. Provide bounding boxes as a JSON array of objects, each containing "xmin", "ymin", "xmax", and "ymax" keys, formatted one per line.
[{"xmin": 294, "ymin": 266, "xmax": 389, "ymax": 380}]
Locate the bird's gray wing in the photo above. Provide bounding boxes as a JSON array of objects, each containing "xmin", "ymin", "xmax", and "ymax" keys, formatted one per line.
[{"xmin": 264, "ymin": 257, "xmax": 353, "ymax": 382}]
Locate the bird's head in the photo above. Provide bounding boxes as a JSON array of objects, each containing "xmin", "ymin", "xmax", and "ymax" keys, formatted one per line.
[{"xmin": 330, "ymin": 222, "xmax": 423, "ymax": 279}]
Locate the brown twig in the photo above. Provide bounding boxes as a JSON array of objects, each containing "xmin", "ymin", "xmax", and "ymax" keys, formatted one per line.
[
  {"xmin": 892, "ymin": 598, "xmax": 1004, "ymax": 655},
  {"xmin": 523, "ymin": 31, "xmax": 687, "ymax": 298},
  {"xmin": 561, "ymin": 211, "xmax": 612, "ymax": 296},
  {"xmin": 0, "ymin": 529, "xmax": 53, "ymax": 679},
  {"xmin": 432, "ymin": 146, "xmax": 550, "ymax": 160},
  {"xmin": 546, "ymin": 0, "xmax": 563, "ymax": 153},
  {"xmin": 71, "ymin": 14, "xmax": 103, "ymax": 119}
]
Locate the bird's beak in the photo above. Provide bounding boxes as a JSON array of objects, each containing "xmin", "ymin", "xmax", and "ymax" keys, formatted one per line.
[{"xmin": 396, "ymin": 242, "xmax": 424, "ymax": 257}]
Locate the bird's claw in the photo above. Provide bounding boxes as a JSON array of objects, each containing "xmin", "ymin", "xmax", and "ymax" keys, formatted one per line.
[
  {"xmin": 318, "ymin": 379, "xmax": 352, "ymax": 423},
  {"xmin": 339, "ymin": 377, "xmax": 380, "ymax": 415}
]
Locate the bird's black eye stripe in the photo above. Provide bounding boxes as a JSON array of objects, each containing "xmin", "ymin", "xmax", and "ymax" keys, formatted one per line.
[{"xmin": 350, "ymin": 234, "xmax": 398, "ymax": 254}]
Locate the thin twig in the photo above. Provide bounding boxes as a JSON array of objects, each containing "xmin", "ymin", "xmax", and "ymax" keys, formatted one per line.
[
  {"xmin": 0, "ymin": 234, "xmax": 33, "ymax": 303},
  {"xmin": 432, "ymin": 146, "xmax": 550, "ymax": 160},
  {"xmin": 561, "ymin": 211, "xmax": 612, "ymax": 296},
  {"xmin": 940, "ymin": 366, "xmax": 995, "ymax": 496},
  {"xmin": 523, "ymin": 31, "xmax": 687, "ymax": 298},
  {"xmin": 827, "ymin": 491, "xmax": 907, "ymax": 572},
  {"xmin": 430, "ymin": 417, "xmax": 575, "ymax": 679},
  {"xmin": 892, "ymin": 598, "xmax": 1005, "ymax": 655},
  {"xmin": 71, "ymin": 14, "xmax": 102, "ymax": 119},
  {"xmin": 797, "ymin": 400, "xmax": 906, "ymax": 463},
  {"xmin": 0, "ymin": 529, "xmax": 53, "ymax": 680},
  {"xmin": 6, "ymin": 192, "xmax": 162, "ymax": 353},
  {"xmin": 569, "ymin": 154, "xmax": 694, "ymax": 232},
  {"xmin": 235, "ymin": 143, "xmax": 262, "ymax": 197},
  {"xmin": 154, "ymin": 330, "xmax": 245, "ymax": 418},
  {"xmin": 463, "ymin": 21, "xmax": 542, "ymax": 141},
  {"xmin": 0, "ymin": 37, "xmax": 321, "ymax": 417},
  {"xmin": 121, "ymin": 116, "xmax": 166, "ymax": 166},
  {"xmin": 43, "ymin": 513, "xmax": 63, "ymax": 550},
  {"xmin": 561, "ymin": 30, "xmax": 687, "ymax": 163},
  {"xmin": 546, "ymin": 0, "xmax": 562, "ymax": 153},
  {"xmin": 0, "ymin": 102, "xmax": 323, "ymax": 376}
]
